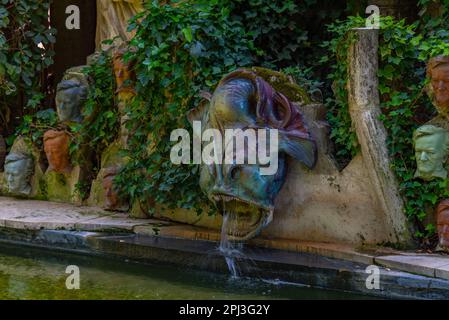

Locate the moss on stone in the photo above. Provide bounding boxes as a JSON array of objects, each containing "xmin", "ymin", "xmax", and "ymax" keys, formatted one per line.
[
  {"xmin": 88, "ymin": 141, "xmax": 129, "ymax": 209},
  {"xmin": 45, "ymin": 171, "xmax": 73, "ymax": 203},
  {"xmin": 244, "ymin": 67, "xmax": 312, "ymax": 104},
  {"xmin": 100, "ymin": 141, "xmax": 128, "ymax": 168},
  {"xmin": 38, "ymin": 177, "xmax": 48, "ymax": 200},
  {"xmin": 88, "ymin": 175, "xmax": 105, "ymax": 207}
]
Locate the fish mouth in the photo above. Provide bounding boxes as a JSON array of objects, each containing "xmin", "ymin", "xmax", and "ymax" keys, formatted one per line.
[{"xmin": 211, "ymin": 193, "xmax": 273, "ymax": 241}]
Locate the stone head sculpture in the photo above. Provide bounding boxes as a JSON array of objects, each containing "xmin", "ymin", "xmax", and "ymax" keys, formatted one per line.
[
  {"xmin": 436, "ymin": 199, "xmax": 449, "ymax": 250},
  {"xmin": 188, "ymin": 69, "xmax": 317, "ymax": 241},
  {"xmin": 43, "ymin": 130, "xmax": 72, "ymax": 174},
  {"xmin": 427, "ymin": 56, "xmax": 449, "ymax": 118},
  {"xmin": 102, "ymin": 166, "xmax": 127, "ymax": 211},
  {"xmin": 4, "ymin": 152, "xmax": 34, "ymax": 196},
  {"xmin": 413, "ymin": 125, "xmax": 449, "ymax": 181},
  {"xmin": 55, "ymin": 79, "xmax": 87, "ymax": 123}
]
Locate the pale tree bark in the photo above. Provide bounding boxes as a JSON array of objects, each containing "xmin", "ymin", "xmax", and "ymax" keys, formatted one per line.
[{"xmin": 347, "ymin": 28, "xmax": 413, "ymax": 245}]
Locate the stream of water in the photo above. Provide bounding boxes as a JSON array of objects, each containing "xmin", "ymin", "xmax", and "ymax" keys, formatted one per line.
[{"xmin": 219, "ymin": 210, "xmax": 244, "ymax": 278}]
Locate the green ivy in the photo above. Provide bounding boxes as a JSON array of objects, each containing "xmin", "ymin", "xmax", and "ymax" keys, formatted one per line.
[
  {"xmin": 114, "ymin": 1, "xmax": 257, "ymax": 214},
  {"xmin": 224, "ymin": 0, "xmax": 324, "ymax": 68},
  {"xmin": 320, "ymin": 17, "xmax": 365, "ymax": 166},
  {"xmin": 69, "ymin": 51, "xmax": 118, "ymax": 170},
  {"xmin": 11, "ymin": 108, "xmax": 58, "ymax": 148},
  {"xmin": 0, "ymin": 0, "xmax": 56, "ymax": 135}
]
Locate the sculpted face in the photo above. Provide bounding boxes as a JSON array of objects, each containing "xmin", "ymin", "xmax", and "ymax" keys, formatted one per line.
[
  {"xmin": 55, "ymin": 80, "xmax": 87, "ymax": 123},
  {"xmin": 189, "ymin": 69, "xmax": 317, "ymax": 241},
  {"xmin": 44, "ymin": 130, "xmax": 72, "ymax": 174},
  {"xmin": 437, "ymin": 200, "xmax": 449, "ymax": 248},
  {"xmin": 431, "ymin": 64, "xmax": 449, "ymax": 111},
  {"xmin": 414, "ymin": 125, "xmax": 449, "ymax": 181},
  {"xmin": 4, "ymin": 153, "xmax": 34, "ymax": 196},
  {"xmin": 427, "ymin": 56, "xmax": 449, "ymax": 117}
]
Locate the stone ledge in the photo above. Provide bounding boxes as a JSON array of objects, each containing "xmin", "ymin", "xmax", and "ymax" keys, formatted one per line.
[{"xmin": 375, "ymin": 255, "xmax": 449, "ymax": 280}]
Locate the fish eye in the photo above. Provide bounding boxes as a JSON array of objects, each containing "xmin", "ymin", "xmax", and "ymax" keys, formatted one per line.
[{"xmin": 230, "ymin": 166, "xmax": 242, "ymax": 180}]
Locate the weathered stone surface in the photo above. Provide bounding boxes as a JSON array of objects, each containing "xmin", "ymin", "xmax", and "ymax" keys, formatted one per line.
[
  {"xmin": 44, "ymin": 166, "xmax": 88, "ymax": 204},
  {"xmin": 375, "ymin": 254, "xmax": 449, "ymax": 278},
  {"xmin": 88, "ymin": 142, "xmax": 129, "ymax": 210},
  {"xmin": 95, "ymin": 0, "xmax": 144, "ymax": 50},
  {"xmin": 0, "ymin": 196, "xmax": 152, "ymax": 232},
  {"xmin": 435, "ymin": 264, "xmax": 449, "ymax": 281},
  {"xmin": 347, "ymin": 28, "xmax": 412, "ymax": 244},
  {"xmin": 74, "ymin": 213, "xmax": 160, "ymax": 232}
]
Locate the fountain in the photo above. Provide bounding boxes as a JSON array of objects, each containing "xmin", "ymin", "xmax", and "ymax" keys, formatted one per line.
[{"xmin": 188, "ymin": 68, "xmax": 317, "ymax": 246}]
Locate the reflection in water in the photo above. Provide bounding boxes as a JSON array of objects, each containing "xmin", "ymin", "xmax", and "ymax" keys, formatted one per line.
[{"xmin": 0, "ymin": 244, "xmax": 372, "ymax": 300}]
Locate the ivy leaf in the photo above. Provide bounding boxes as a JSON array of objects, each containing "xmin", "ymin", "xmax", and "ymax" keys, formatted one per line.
[{"xmin": 182, "ymin": 27, "xmax": 193, "ymax": 43}]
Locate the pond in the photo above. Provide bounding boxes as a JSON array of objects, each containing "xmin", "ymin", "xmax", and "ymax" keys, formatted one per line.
[{"xmin": 0, "ymin": 243, "xmax": 373, "ymax": 300}]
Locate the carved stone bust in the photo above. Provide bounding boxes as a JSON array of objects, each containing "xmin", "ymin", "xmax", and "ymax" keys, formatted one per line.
[
  {"xmin": 413, "ymin": 125, "xmax": 449, "ymax": 181},
  {"xmin": 428, "ymin": 56, "xmax": 449, "ymax": 117},
  {"xmin": 426, "ymin": 56, "xmax": 449, "ymax": 129},
  {"xmin": 55, "ymin": 79, "xmax": 87, "ymax": 123},
  {"xmin": 436, "ymin": 199, "xmax": 449, "ymax": 251},
  {"xmin": 4, "ymin": 152, "xmax": 34, "ymax": 196},
  {"xmin": 43, "ymin": 130, "xmax": 72, "ymax": 174}
]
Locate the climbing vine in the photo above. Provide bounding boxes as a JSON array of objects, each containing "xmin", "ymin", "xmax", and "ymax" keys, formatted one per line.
[
  {"xmin": 12, "ymin": 108, "xmax": 58, "ymax": 148},
  {"xmin": 114, "ymin": 1, "xmax": 257, "ymax": 214},
  {"xmin": 69, "ymin": 51, "xmax": 118, "ymax": 170}
]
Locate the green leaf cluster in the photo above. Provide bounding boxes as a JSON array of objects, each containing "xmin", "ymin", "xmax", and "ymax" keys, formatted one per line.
[
  {"xmin": 69, "ymin": 52, "xmax": 118, "ymax": 169},
  {"xmin": 111, "ymin": 0, "xmax": 257, "ymax": 213},
  {"xmin": 0, "ymin": 0, "xmax": 56, "ymax": 133}
]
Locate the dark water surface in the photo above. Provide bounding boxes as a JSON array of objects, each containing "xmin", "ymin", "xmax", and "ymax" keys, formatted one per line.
[{"xmin": 0, "ymin": 243, "xmax": 374, "ymax": 300}]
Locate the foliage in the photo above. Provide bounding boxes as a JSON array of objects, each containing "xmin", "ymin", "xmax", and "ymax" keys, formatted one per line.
[
  {"xmin": 322, "ymin": 12, "xmax": 449, "ymax": 241},
  {"xmin": 11, "ymin": 108, "xmax": 58, "ymax": 148},
  {"xmin": 223, "ymin": 0, "xmax": 345, "ymax": 69},
  {"xmin": 0, "ymin": 0, "xmax": 56, "ymax": 135},
  {"xmin": 281, "ymin": 66, "xmax": 324, "ymax": 101},
  {"xmin": 417, "ymin": 0, "xmax": 449, "ymax": 31},
  {"xmin": 69, "ymin": 51, "xmax": 118, "ymax": 169},
  {"xmin": 114, "ymin": 0, "xmax": 257, "ymax": 214},
  {"xmin": 320, "ymin": 17, "xmax": 365, "ymax": 165}
]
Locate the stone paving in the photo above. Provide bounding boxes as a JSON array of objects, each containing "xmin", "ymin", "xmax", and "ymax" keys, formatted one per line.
[{"xmin": 1, "ymin": 196, "xmax": 449, "ymax": 281}]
